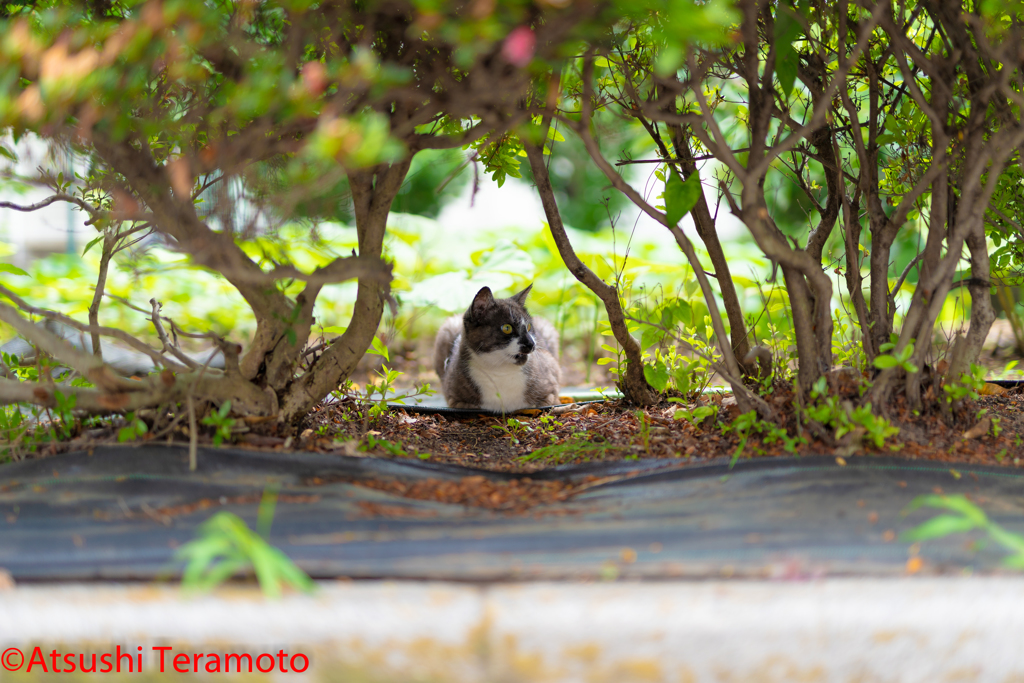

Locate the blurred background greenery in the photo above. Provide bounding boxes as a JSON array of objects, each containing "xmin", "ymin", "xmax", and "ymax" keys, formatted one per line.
[{"xmin": 4, "ymin": 128, "xmax": 1021, "ymax": 386}]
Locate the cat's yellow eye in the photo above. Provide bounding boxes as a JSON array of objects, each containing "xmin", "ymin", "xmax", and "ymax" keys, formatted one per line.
[
  {"xmin": 501, "ymin": 324, "xmax": 513, "ymax": 334},
  {"xmin": 527, "ymin": 323, "xmax": 532, "ymax": 331}
]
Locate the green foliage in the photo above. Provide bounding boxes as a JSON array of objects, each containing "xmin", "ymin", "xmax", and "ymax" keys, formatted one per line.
[
  {"xmin": 806, "ymin": 378, "xmax": 899, "ymax": 448},
  {"xmin": 360, "ymin": 365, "xmax": 434, "ymax": 423},
  {"xmin": 943, "ymin": 364, "xmax": 987, "ymax": 404},
  {"xmin": 671, "ymin": 403, "xmax": 718, "ymax": 425},
  {"xmin": 520, "ymin": 434, "xmax": 620, "ymax": 464},
  {"xmin": 177, "ymin": 487, "xmax": 315, "ymax": 597},
  {"xmin": 722, "ymin": 410, "xmax": 758, "ymax": 468},
  {"xmin": 0, "ymin": 403, "xmax": 28, "ymax": 460},
  {"xmin": 831, "ymin": 309, "xmax": 867, "ymax": 372},
  {"xmin": 634, "ymin": 296, "xmax": 717, "ymax": 399},
  {"xmin": 117, "ymin": 411, "xmax": 148, "ymax": 443},
  {"xmin": 872, "ymin": 337, "xmax": 920, "ymax": 374},
  {"xmin": 359, "ymin": 433, "xmax": 417, "ymax": 458},
  {"xmin": 721, "ymin": 411, "xmax": 804, "ymax": 468},
  {"xmin": 200, "ymin": 401, "xmax": 235, "ymax": 447},
  {"xmin": 904, "ymin": 494, "xmax": 1024, "ymax": 569},
  {"xmin": 492, "ymin": 417, "xmax": 531, "ymax": 445},
  {"xmin": 663, "ymin": 169, "xmax": 702, "ymax": 227}
]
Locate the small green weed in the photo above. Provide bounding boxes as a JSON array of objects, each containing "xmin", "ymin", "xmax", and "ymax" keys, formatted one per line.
[
  {"xmin": 943, "ymin": 364, "xmax": 986, "ymax": 404},
  {"xmin": 670, "ymin": 401, "xmax": 718, "ymax": 426},
  {"xmin": 635, "ymin": 409, "xmax": 651, "ymax": 454},
  {"xmin": 805, "ymin": 377, "xmax": 899, "ymax": 448},
  {"xmin": 722, "ymin": 411, "xmax": 804, "ymax": 468},
  {"xmin": 903, "ymin": 494, "xmax": 1024, "ymax": 569},
  {"xmin": 722, "ymin": 411, "xmax": 757, "ymax": 468},
  {"xmin": 872, "ymin": 336, "xmax": 919, "ymax": 374},
  {"xmin": 176, "ymin": 487, "xmax": 315, "ymax": 597},
  {"xmin": 358, "ymin": 433, "xmax": 415, "ymax": 457},
  {"xmin": 338, "ymin": 336, "xmax": 434, "ymax": 424},
  {"xmin": 632, "ymin": 298, "xmax": 718, "ymax": 400},
  {"xmin": 118, "ymin": 411, "xmax": 148, "ymax": 443},
  {"xmin": 201, "ymin": 400, "xmax": 235, "ymax": 446},
  {"xmin": 520, "ymin": 435, "xmax": 620, "ymax": 464},
  {"xmin": 538, "ymin": 414, "xmax": 562, "ymax": 443},
  {"xmin": 493, "ymin": 417, "xmax": 531, "ymax": 445}
]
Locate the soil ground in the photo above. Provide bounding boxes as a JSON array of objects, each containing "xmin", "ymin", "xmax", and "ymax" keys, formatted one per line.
[{"xmin": 47, "ymin": 376, "xmax": 1024, "ymax": 473}]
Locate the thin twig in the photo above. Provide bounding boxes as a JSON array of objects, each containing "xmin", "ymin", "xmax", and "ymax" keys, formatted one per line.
[
  {"xmin": 0, "ymin": 284, "xmax": 189, "ymax": 374},
  {"xmin": 150, "ymin": 299, "xmax": 200, "ymax": 370},
  {"xmin": 188, "ymin": 396, "xmax": 198, "ymax": 472}
]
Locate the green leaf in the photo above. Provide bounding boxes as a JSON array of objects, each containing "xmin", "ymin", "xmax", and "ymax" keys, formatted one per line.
[
  {"xmin": 773, "ymin": 7, "xmax": 803, "ymax": 97},
  {"xmin": 665, "ymin": 169, "xmax": 702, "ymax": 227},
  {"xmin": 370, "ymin": 336, "xmax": 389, "ymax": 361},
  {"xmin": 873, "ymin": 354, "xmax": 898, "ymax": 369},
  {"xmin": 988, "ymin": 525, "xmax": 1024, "ymax": 554},
  {"xmin": 901, "ymin": 514, "xmax": 979, "ymax": 541},
  {"xmin": 640, "ymin": 324, "xmax": 666, "ymax": 350},
  {"xmin": 82, "ymin": 235, "xmax": 104, "ymax": 256},
  {"xmin": 0, "ymin": 263, "xmax": 29, "ymax": 277},
  {"xmin": 673, "ymin": 364, "xmax": 692, "ymax": 395},
  {"xmin": 643, "ymin": 359, "xmax": 670, "ymax": 392},
  {"xmin": 321, "ymin": 326, "xmax": 347, "ymax": 335}
]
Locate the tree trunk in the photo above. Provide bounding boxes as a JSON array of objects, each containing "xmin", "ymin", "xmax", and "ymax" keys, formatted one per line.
[
  {"xmin": 671, "ymin": 127, "xmax": 751, "ymax": 364},
  {"xmin": 278, "ymin": 159, "xmax": 412, "ymax": 424},
  {"xmin": 522, "ymin": 141, "xmax": 658, "ymax": 406},
  {"xmin": 88, "ymin": 232, "xmax": 114, "ymax": 361},
  {"xmin": 947, "ymin": 221, "xmax": 995, "ymax": 380}
]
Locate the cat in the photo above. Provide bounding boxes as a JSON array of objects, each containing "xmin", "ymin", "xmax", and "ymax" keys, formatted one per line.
[{"xmin": 433, "ymin": 285, "xmax": 561, "ymax": 412}]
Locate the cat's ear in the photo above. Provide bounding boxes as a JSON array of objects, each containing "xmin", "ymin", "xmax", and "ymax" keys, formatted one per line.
[
  {"xmin": 510, "ymin": 284, "xmax": 533, "ymax": 306},
  {"xmin": 469, "ymin": 286, "xmax": 495, "ymax": 318}
]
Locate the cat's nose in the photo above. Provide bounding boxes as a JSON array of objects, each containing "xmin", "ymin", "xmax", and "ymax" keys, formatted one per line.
[{"xmin": 520, "ymin": 334, "xmax": 535, "ymax": 353}]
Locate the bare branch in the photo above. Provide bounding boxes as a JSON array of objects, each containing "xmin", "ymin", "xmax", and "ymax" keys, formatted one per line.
[{"xmin": 0, "ymin": 285, "xmax": 189, "ymax": 374}]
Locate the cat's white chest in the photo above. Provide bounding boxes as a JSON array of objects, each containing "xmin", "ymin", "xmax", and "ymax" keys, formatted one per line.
[{"xmin": 467, "ymin": 350, "xmax": 528, "ymax": 412}]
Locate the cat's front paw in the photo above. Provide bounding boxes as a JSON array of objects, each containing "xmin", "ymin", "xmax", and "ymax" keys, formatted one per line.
[{"xmin": 447, "ymin": 400, "xmax": 479, "ymax": 410}]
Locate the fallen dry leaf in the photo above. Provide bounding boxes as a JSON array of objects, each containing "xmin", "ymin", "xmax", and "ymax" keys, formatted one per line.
[
  {"xmin": 980, "ymin": 383, "xmax": 1008, "ymax": 396},
  {"xmin": 963, "ymin": 418, "xmax": 991, "ymax": 440}
]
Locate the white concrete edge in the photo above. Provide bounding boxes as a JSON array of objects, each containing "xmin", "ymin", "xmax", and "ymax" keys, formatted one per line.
[{"xmin": 0, "ymin": 578, "xmax": 1022, "ymax": 682}]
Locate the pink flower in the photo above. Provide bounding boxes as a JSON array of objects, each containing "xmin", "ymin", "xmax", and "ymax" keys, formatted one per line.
[
  {"xmin": 502, "ymin": 26, "xmax": 536, "ymax": 68},
  {"xmin": 301, "ymin": 61, "xmax": 327, "ymax": 96}
]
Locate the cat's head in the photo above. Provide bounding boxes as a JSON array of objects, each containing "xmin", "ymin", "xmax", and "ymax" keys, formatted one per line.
[{"xmin": 462, "ymin": 285, "xmax": 536, "ymax": 365}]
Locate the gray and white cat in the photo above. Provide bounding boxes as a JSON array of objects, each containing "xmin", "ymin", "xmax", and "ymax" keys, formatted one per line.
[{"xmin": 433, "ymin": 285, "xmax": 561, "ymax": 412}]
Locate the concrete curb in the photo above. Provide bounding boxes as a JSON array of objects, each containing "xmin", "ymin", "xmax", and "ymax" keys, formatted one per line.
[{"xmin": 1, "ymin": 578, "xmax": 1022, "ymax": 681}]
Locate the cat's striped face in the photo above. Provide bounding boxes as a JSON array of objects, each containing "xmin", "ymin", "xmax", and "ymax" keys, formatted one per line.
[{"xmin": 463, "ymin": 286, "xmax": 536, "ymax": 365}]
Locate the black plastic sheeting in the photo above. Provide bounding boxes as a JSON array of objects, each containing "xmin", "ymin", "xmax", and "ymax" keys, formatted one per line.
[
  {"xmin": 1, "ymin": 445, "xmax": 1023, "ymax": 581},
  {"xmin": 385, "ymin": 387, "xmax": 621, "ymax": 416}
]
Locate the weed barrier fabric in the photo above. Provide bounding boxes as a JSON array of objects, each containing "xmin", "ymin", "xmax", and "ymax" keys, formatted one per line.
[
  {"xmin": 2, "ymin": 446, "xmax": 1024, "ymax": 581},
  {"xmin": 385, "ymin": 387, "xmax": 622, "ymax": 416}
]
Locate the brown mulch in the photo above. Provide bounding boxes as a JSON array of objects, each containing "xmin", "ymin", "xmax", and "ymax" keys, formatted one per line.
[
  {"xmin": 289, "ymin": 380, "xmax": 1024, "ymax": 479},
  {"xmin": 339, "ymin": 475, "xmax": 580, "ymax": 514}
]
